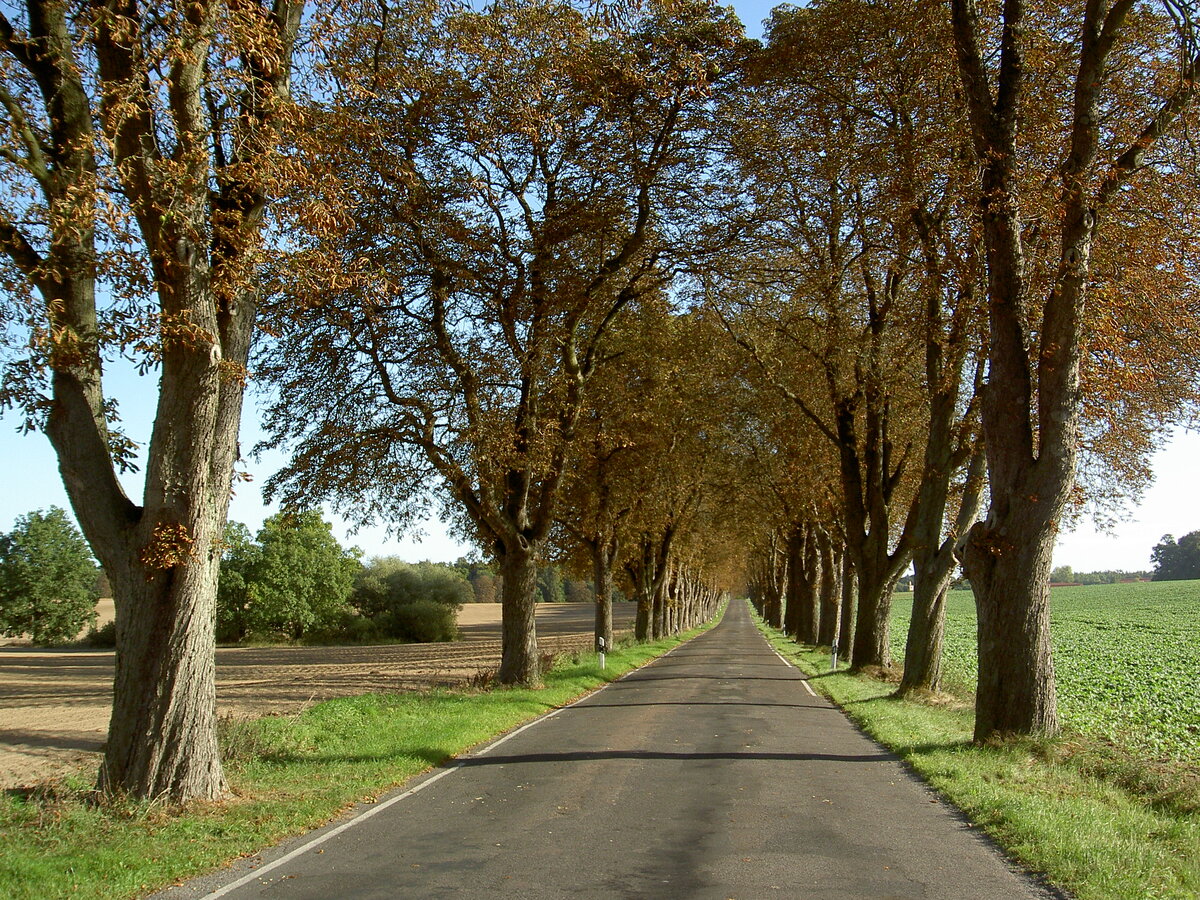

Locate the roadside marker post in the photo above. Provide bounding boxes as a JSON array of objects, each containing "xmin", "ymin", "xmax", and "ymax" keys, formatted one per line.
[
  {"xmin": 598, "ymin": 636, "xmax": 606, "ymax": 670},
  {"xmin": 830, "ymin": 642, "xmax": 838, "ymax": 671}
]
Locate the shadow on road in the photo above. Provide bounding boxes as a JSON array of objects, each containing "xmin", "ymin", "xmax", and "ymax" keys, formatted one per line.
[{"xmin": 456, "ymin": 748, "xmax": 894, "ymax": 766}]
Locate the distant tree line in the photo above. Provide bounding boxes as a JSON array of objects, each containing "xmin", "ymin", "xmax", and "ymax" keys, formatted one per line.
[
  {"xmin": 1048, "ymin": 567, "xmax": 1152, "ymax": 586},
  {"xmin": 0, "ymin": 506, "xmax": 623, "ymax": 649},
  {"xmin": 450, "ymin": 558, "xmax": 616, "ymax": 606}
]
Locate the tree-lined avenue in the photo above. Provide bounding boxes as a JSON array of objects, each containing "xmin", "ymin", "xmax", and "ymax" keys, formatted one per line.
[{"xmin": 172, "ymin": 602, "xmax": 1055, "ymax": 900}]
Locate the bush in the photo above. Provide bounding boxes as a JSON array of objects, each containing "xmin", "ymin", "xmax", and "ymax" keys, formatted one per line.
[
  {"xmin": 351, "ymin": 558, "xmax": 467, "ymax": 642},
  {"xmin": 303, "ymin": 610, "xmax": 384, "ymax": 645},
  {"xmin": 83, "ymin": 619, "xmax": 117, "ymax": 648},
  {"xmin": 353, "ymin": 558, "xmax": 471, "ymax": 615},
  {"xmin": 379, "ymin": 598, "xmax": 459, "ymax": 643}
]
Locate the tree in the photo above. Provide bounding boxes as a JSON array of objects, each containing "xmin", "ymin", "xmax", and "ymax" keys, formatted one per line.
[
  {"xmin": 714, "ymin": 6, "xmax": 942, "ymax": 671},
  {"xmin": 259, "ymin": 0, "xmax": 741, "ymax": 684},
  {"xmin": 0, "ymin": 507, "xmax": 98, "ymax": 645},
  {"xmin": 0, "ymin": 0, "xmax": 304, "ymax": 800},
  {"xmin": 1150, "ymin": 533, "xmax": 1200, "ymax": 582},
  {"xmin": 1049, "ymin": 565, "xmax": 1074, "ymax": 584},
  {"xmin": 237, "ymin": 510, "xmax": 360, "ymax": 639},
  {"xmin": 354, "ymin": 559, "xmax": 472, "ymax": 614},
  {"xmin": 950, "ymin": 0, "xmax": 1200, "ymax": 739},
  {"xmin": 536, "ymin": 565, "xmax": 566, "ymax": 604},
  {"xmin": 215, "ymin": 521, "xmax": 260, "ymax": 643}
]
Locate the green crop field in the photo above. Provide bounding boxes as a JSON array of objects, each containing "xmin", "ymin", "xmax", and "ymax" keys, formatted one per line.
[{"xmin": 891, "ymin": 580, "xmax": 1200, "ymax": 764}]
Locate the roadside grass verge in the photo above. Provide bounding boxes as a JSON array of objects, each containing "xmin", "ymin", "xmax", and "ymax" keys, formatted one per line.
[
  {"xmin": 755, "ymin": 618, "xmax": 1200, "ymax": 900},
  {"xmin": 0, "ymin": 613, "xmax": 722, "ymax": 900}
]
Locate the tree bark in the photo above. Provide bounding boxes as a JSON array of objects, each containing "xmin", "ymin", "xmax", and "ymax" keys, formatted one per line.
[
  {"xmin": 838, "ymin": 555, "xmax": 856, "ymax": 664},
  {"xmin": 498, "ymin": 545, "xmax": 541, "ymax": 685},
  {"xmin": 817, "ymin": 530, "xmax": 840, "ymax": 647},
  {"xmin": 765, "ymin": 536, "xmax": 786, "ymax": 628},
  {"xmin": 99, "ymin": 543, "xmax": 225, "ymax": 800},
  {"xmin": 961, "ymin": 500, "xmax": 1059, "ymax": 736},
  {"xmin": 593, "ymin": 538, "xmax": 615, "ymax": 653}
]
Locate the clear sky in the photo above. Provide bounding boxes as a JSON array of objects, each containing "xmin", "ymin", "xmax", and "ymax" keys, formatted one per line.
[{"xmin": 2, "ymin": 0, "xmax": 1196, "ymax": 573}]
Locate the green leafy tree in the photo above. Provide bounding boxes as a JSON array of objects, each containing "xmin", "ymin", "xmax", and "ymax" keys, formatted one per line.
[
  {"xmin": 353, "ymin": 559, "xmax": 471, "ymax": 614},
  {"xmin": 536, "ymin": 566, "xmax": 566, "ymax": 604},
  {"xmin": 1151, "ymin": 533, "xmax": 1200, "ymax": 582},
  {"xmin": 215, "ymin": 522, "xmax": 261, "ymax": 643},
  {"xmin": 1050, "ymin": 566, "xmax": 1075, "ymax": 584},
  {"xmin": 0, "ymin": 508, "xmax": 99, "ymax": 645},
  {"xmin": 219, "ymin": 511, "xmax": 359, "ymax": 640}
]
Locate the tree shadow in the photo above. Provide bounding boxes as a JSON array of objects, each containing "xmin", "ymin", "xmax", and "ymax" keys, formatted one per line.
[{"xmin": 457, "ymin": 747, "xmax": 894, "ymax": 766}]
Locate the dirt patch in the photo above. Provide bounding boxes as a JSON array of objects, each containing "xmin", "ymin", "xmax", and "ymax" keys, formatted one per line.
[{"xmin": 0, "ymin": 602, "xmax": 636, "ymax": 790}]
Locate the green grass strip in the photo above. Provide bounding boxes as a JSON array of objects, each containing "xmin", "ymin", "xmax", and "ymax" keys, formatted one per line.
[
  {"xmin": 754, "ymin": 615, "xmax": 1200, "ymax": 900},
  {"xmin": 0, "ymin": 610, "xmax": 723, "ymax": 900}
]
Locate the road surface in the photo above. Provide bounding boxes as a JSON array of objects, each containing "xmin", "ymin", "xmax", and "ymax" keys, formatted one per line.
[{"xmin": 166, "ymin": 600, "xmax": 1059, "ymax": 900}]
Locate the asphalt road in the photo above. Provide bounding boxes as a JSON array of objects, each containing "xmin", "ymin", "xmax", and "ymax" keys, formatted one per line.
[{"xmin": 170, "ymin": 600, "xmax": 1059, "ymax": 900}]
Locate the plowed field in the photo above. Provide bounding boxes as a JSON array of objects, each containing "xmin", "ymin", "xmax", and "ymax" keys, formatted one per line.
[{"xmin": 0, "ymin": 602, "xmax": 636, "ymax": 789}]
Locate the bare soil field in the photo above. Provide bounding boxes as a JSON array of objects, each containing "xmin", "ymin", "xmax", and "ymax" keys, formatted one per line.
[{"xmin": 0, "ymin": 602, "xmax": 636, "ymax": 790}]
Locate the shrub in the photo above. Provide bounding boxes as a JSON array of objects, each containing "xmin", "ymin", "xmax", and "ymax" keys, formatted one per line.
[
  {"xmin": 379, "ymin": 598, "xmax": 459, "ymax": 643},
  {"xmin": 83, "ymin": 619, "xmax": 117, "ymax": 648},
  {"xmin": 350, "ymin": 558, "xmax": 467, "ymax": 642}
]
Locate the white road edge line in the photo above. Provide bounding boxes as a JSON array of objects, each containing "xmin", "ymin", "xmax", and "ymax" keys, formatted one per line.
[
  {"xmin": 203, "ymin": 640, "xmax": 687, "ymax": 897},
  {"xmin": 772, "ymin": 648, "xmax": 817, "ymax": 697}
]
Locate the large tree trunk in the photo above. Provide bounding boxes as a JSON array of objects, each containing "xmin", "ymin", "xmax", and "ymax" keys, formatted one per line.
[
  {"xmin": 899, "ymin": 569, "xmax": 948, "ymax": 695},
  {"xmin": 849, "ymin": 517, "xmax": 908, "ymax": 670},
  {"xmin": 652, "ymin": 569, "xmax": 667, "ymax": 639},
  {"xmin": 498, "ymin": 546, "xmax": 541, "ymax": 685},
  {"xmin": 800, "ymin": 527, "xmax": 822, "ymax": 644},
  {"xmin": 101, "ymin": 547, "xmax": 225, "ymax": 800},
  {"xmin": 850, "ymin": 567, "xmax": 900, "ymax": 670},
  {"xmin": 593, "ymin": 539, "xmax": 615, "ymax": 653},
  {"xmin": 5, "ymin": 0, "xmax": 301, "ymax": 803},
  {"xmin": 943, "ymin": 0, "xmax": 1180, "ymax": 742},
  {"xmin": 962, "ymin": 500, "xmax": 1059, "ymax": 737},
  {"xmin": 634, "ymin": 593, "xmax": 651, "ymax": 641},
  {"xmin": 48, "ymin": 265, "xmax": 251, "ymax": 801},
  {"xmin": 765, "ymin": 538, "xmax": 786, "ymax": 629}
]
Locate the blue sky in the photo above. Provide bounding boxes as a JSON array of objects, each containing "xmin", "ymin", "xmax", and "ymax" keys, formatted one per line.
[{"xmin": 2, "ymin": 0, "xmax": 1197, "ymax": 572}]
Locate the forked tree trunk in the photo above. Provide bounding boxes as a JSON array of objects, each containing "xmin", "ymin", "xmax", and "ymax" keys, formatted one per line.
[
  {"xmin": 900, "ymin": 444, "xmax": 985, "ymax": 696},
  {"xmin": 9, "ymin": 0, "xmax": 300, "ymax": 804},
  {"xmin": 962, "ymin": 505, "xmax": 1059, "ymax": 737},
  {"xmin": 498, "ymin": 546, "xmax": 541, "ymax": 685}
]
